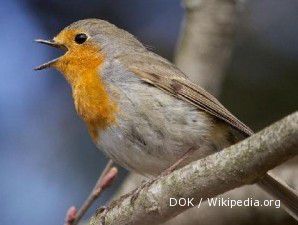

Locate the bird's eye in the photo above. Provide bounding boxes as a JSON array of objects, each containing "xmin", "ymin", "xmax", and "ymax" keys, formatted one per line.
[{"xmin": 74, "ymin": 33, "xmax": 88, "ymax": 44}]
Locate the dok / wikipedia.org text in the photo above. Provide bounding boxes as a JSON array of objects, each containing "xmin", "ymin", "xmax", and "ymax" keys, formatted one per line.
[{"xmin": 169, "ymin": 197, "xmax": 281, "ymax": 209}]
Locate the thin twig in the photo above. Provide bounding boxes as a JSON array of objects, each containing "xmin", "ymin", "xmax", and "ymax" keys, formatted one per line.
[{"xmin": 65, "ymin": 159, "xmax": 117, "ymax": 225}]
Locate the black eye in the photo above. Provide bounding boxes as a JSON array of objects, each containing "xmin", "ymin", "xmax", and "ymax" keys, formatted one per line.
[{"xmin": 74, "ymin": 33, "xmax": 87, "ymax": 44}]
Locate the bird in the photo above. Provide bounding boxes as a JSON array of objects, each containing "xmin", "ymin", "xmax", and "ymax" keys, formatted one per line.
[{"xmin": 35, "ymin": 19, "xmax": 297, "ymax": 218}]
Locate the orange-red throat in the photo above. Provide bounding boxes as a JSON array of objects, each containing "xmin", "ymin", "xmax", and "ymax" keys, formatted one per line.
[{"xmin": 39, "ymin": 29, "xmax": 118, "ymax": 140}]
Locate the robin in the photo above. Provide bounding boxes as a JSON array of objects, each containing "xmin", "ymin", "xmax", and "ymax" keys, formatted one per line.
[{"xmin": 35, "ymin": 19, "xmax": 297, "ymax": 218}]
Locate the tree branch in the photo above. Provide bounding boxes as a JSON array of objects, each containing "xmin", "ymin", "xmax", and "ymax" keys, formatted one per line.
[
  {"xmin": 175, "ymin": 0, "xmax": 242, "ymax": 95},
  {"xmin": 89, "ymin": 112, "xmax": 298, "ymax": 225},
  {"xmin": 65, "ymin": 160, "xmax": 117, "ymax": 225}
]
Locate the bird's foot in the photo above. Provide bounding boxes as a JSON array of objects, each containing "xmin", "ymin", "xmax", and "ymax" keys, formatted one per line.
[
  {"xmin": 97, "ymin": 205, "xmax": 110, "ymax": 225},
  {"xmin": 130, "ymin": 178, "xmax": 156, "ymax": 204}
]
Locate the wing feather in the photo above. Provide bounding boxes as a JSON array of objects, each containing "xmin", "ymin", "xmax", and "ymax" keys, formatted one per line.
[{"xmin": 119, "ymin": 52, "xmax": 253, "ymax": 136}]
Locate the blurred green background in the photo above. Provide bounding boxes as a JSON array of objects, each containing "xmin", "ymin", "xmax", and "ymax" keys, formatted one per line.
[{"xmin": 0, "ymin": 1, "xmax": 297, "ymax": 225}]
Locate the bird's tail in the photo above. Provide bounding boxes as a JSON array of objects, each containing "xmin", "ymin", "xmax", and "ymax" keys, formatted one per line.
[{"xmin": 258, "ymin": 172, "xmax": 298, "ymax": 220}]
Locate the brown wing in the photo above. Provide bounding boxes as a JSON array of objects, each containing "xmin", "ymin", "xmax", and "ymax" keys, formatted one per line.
[{"xmin": 119, "ymin": 52, "xmax": 253, "ymax": 137}]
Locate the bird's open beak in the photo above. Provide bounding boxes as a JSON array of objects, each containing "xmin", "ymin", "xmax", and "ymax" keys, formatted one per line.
[{"xmin": 34, "ymin": 39, "xmax": 67, "ymax": 70}]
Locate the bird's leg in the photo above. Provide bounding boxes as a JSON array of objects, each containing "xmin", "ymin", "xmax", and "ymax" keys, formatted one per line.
[
  {"xmin": 64, "ymin": 160, "xmax": 118, "ymax": 225},
  {"xmin": 160, "ymin": 147, "xmax": 196, "ymax": 176},
  {"xmin": 96, "ymin": 205, "xmax": 110, "ymax": 225},
  {"xmin": 130, "ymin": 147, "xmax": 196, "ymax": 203}
]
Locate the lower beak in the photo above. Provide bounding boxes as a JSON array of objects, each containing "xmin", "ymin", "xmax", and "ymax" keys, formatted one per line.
[{"xmin": 34, "ymin": 39, "xmax": 67, "ymax": 70}]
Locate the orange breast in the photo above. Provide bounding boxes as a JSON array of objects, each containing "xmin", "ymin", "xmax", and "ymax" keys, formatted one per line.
[
  {"xmin": 74, "ymin": 70, "xmax": 118, "ymax": 140},
  {"xmin": 53, "ymin": 34, "xmax": 118, "ymax": 141}
]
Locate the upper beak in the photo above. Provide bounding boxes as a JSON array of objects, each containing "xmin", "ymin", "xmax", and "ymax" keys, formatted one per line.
[{"xmin": 34, "ymin": 39, "xmax": 67, "ymax": 70}]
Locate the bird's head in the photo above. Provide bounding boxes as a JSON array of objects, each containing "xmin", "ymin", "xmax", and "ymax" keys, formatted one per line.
[{"xmin": 35, "ymin": 19, "xmax": 144, "ymax": 85}]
